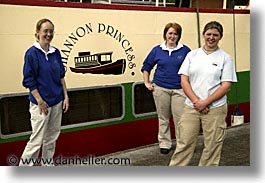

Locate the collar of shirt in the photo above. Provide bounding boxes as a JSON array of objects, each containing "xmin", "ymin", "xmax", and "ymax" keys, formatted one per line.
[
  {"xmin": 160, "ymin": 42, "xmax": 183, "ymax": 56},
  {"xmin": 33, "ymin": 41, "xmax": 56, "ymax": 55}
]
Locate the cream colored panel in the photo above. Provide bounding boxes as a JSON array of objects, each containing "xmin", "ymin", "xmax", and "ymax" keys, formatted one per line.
[{"xmin": 0, "ymin": 4, "xmax": 250, "ymax": 94}]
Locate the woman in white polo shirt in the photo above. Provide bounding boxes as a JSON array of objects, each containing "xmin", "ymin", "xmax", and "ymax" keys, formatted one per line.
[{"xmin": 169, "ymin": 21, "xmax": 237, "ymax": 166}]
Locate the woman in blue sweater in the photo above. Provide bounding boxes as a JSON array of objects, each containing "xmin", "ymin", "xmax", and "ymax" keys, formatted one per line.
[
  {"xmin": 141, "ymin": 22, "xmax": 190, "ymax": 154},
  {"xmin": 19, "ymin": 18, "xmax": 69, "ymax": 166}
]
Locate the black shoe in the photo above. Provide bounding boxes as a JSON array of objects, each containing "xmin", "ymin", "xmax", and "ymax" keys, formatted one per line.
[{"xmin": 160, "ymin": 148, "xmax": 171, "ymax": 154}]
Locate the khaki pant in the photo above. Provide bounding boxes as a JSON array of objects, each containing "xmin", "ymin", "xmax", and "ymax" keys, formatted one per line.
[
  {"xmin": 19, "ymin": 101, "xmax": 62, "ymax": 166},
  {"xmin": 169, "ymin": 104, "xmax": 227, "ymax": 166},
  {"xmin": 152, "ymin": 84, "xmax": 186, "ymax": 149}
]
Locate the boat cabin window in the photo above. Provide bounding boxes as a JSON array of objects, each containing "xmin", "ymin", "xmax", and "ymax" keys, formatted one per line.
[
  {"xmin": 0, "ymin": 95, "xmax": 31, "ymax": 135},
  {"xmin": 0, "ymin": 85, "xmax": 123, "ymax": 137},
  {"xmin": 133, "ymin": 82, "xmax": 156, "ymax": 116},
  {"xmin": 62, "ymin": 85, "xmax": 123, "ymax": 126},
  {"xmin": 100, "ymin": 54, "xmax": 111, "ymax": 62}
]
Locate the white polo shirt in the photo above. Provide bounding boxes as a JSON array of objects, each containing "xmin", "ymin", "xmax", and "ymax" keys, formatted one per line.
[{"xmin": 178, "ymin": 47, "xmax": 238, "ymax": 108}]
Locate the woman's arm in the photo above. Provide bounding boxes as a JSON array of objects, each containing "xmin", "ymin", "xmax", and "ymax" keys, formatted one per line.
[
  {"xmin": 181, "ymin": 74, "xmax": 209, "ymax": 113},
  {"xmin": 143, "ymin": 70, "xmax": 154, "ymax": 91},
  {"xmin": 61, "ymin": 78, "xmax": 69, "ymax": 113},
  {"xmin": 181, "ymin": 74, "xmax": 199, "ymax": 104},
  {"xmin": 31, "ymin": 89, "xmax": 49, "ymax": 115}
]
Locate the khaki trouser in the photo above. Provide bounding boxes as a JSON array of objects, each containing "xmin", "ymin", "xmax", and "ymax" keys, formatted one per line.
[
  {"xmin": 169, "ymin": 104, "xmax": 227, "ymax": 166},
  {"xmin": 19, "ymin": 101, "xmax": 62, "ymax": 166},
  {"xmin": 152, "ymin": 84, "xmax": 186, "ymax": 149}
]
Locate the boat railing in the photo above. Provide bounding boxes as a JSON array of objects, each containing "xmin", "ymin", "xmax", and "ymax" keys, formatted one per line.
[
  {"xmin": 51, "ymin": 1, "xmax": 250, "ymax": 9},
  {"xmin": 74, "ymin": 55, "xmax": 99, "ymax": 68},
  {"xmin": 92, "ymin": 0, "xmax": 157, "ymax": 6},
  {"xmin": 53, "ymin": 0, "xmax": 174, "ymax": 7},
  {"xmin": 91, "ymin": 0, "xmax": 168, "ymax": 6}
]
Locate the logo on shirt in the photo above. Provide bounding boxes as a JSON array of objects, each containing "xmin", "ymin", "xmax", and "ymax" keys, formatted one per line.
[
  {"xmin": 212, "ymin": 62, "xmax": 218, "ymax": 66},
  {"xmin": 177, "ymin": 55, "xmax": 183, "ymax": 60}
]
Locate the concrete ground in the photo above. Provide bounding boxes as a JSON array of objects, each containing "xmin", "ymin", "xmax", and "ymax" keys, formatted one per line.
[{"xmin": 100, "ymin": 123, "xmax": 250, "ymax": 166}]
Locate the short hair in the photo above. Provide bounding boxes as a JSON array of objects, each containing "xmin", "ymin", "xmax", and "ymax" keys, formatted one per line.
[
  {"xmin": 202, "ymin": 21, "xmax": 223, "ymax": 37},
  {"xmin": 35, "ymin": 18, "xmax": 54, "ymax": 39},
  {"xmin": 163, "ymin": 22, "xmax": 182, "ymax": 43}
]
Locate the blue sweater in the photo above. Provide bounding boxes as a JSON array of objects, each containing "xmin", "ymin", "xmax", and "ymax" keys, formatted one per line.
[
  {"xmin": 141, "ymin": 44, "xmax": 190, "ymax": 89},
  {"xmin": 22, "ymin": 44, "xmax": 65, "ymax": 107}
]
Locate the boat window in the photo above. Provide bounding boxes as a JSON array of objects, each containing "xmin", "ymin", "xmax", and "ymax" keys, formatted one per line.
[
  {"xmin": 100, "ymin": 54, "xmax": 111, "ymax": 62},
  {"xmin": 62, "ymin": 86, "xmax": 123, "ymax": 127},
  {"xmin": 0, "ymin": 95, "xmax": 31, "ymax": 135},
  {"xmin": 133, "ymin": 82, "xmax": 156, "ymax": 117},
  {"xmin": 0, "ymin": 85, "xmax": 124, "ymax": 137}
]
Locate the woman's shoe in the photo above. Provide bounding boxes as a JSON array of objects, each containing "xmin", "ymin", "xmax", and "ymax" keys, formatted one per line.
[{"xmin": 160, "ymin": 148, "xmax": 171, "ymax": 154}]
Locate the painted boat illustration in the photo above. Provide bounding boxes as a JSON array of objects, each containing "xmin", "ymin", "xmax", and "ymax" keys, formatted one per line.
[{"xmin": 70, "ymin": 51, "xmax": 126, "ymax": 75}]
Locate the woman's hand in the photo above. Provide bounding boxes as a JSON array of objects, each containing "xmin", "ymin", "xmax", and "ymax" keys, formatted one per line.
[
  {"xmin": 193, "ymin": 99, "xmax": 209, "ymax": 113},
  {"xmin": 63, "ymin": 96, "xmax": 69, "ymax": 113},
  {"xmin": 145, "ymin": 82, "xmax": 154, "ymax": 91},
  {"xmin": 38, "ymin": 100, "xmax": 49, "ymax": 115},
  {"xmin": 201, "ymin": 107, "xmax": 210, "ymax": 114}
]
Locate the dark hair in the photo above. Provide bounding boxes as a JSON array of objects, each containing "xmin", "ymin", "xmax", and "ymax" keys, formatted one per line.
[
  {"xmin": 35, "ymin": 18, "xmax": 54, "ymax": 39},
  {"xmin": 163, "ymin": 22, "xmax": 182, "ymax": 43},
  {"xmin": 202, "ymin": 21, "xmax": 223, "ymax": 37}
]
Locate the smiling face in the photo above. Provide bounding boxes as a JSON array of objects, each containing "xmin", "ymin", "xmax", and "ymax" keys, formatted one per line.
[
  {"xmin": 163, "ymin": 23, "xmax": 182, "ymax": 48},
  {"xmin": 36, "ymin": 21, "xmax": 54, "ymax": 46},
  {"xmin": 165, "ymin": 27, "xmax": 179, "ymax": 47},
  {"xmin": 203, "ymin": 28, "xmax": 222, "ymax": 50}
]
